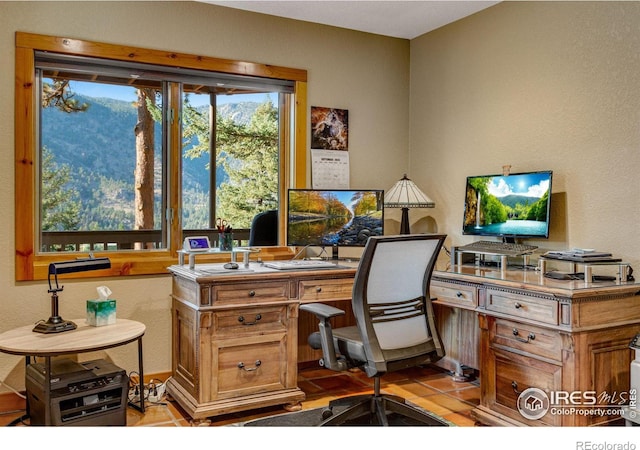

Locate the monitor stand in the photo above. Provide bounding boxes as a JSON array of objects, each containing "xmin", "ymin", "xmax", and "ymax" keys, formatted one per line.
[
  {"xmin": 502, "ymin": 236, "xmax": 517, "ymax": 244},
  {"xmin": 331, "ymin": 244, "xmax": 339, "ymax": 261}
]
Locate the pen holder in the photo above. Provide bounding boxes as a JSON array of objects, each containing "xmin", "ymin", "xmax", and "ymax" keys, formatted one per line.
[{"xmin": 219, "ymin": 233, "xmax": 233, "ymax": 251}]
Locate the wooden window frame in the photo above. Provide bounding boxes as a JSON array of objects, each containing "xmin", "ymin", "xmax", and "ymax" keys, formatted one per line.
[{"xmin": 15, "ymin": 32, "xmax": 307, "ymax": 281}]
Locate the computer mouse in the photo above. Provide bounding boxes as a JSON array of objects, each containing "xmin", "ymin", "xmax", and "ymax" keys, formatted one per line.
[{"xmin": 224, "ymin": 262, "xmax": 239, "ymax": 270}]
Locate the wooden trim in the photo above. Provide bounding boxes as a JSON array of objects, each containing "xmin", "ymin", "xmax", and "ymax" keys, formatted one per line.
[
  {"xmin": 15, "ymin": 46, "xmax": 36, "ymax": 281},
  {"xmin": 15, "ymin": 32, "xmax": 307, "ymax": 83},
  {"xmin": 293, "ymin": 80, "xmax": 308, "ymax": 188},
  {"xmin": 14, "ymin": 32, "xmax": 307, "ymax": 281},
  {"xmin": 168, "ymin": 83, "xmax": 183, "ymax": 257}
]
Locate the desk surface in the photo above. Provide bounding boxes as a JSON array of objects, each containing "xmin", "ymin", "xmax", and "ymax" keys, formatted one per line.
[
  {"xmin": 169, "ymin": 260, "xmax": 359, "ymax": 281},
  {"xmin": 0, "ymin": 319, "xmax": 145, "ymax": 356},
  {"xmin": 436, "ymin": 265, "xmax": 640, "ymax": 298}
]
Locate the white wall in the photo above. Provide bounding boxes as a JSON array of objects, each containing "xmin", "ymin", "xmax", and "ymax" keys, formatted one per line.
[
  {"xmin": 410, "ymin": 1, "xmax": 640, "ymax": 269},
  {"xmin": 0, "ymin": 1, "xmax": 409, "ymax": 390}
]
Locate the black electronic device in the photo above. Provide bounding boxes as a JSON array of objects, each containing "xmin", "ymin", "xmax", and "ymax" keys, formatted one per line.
[
  {"xmin": 287, "ymin": 189, "xmax": 384, "ymax": 260},
  {"xmin": 224, "ymin": 262, "xmax": 239, "ymax": 270},
  {"xmin": 26, "ymin": 358, "xmax": 128, "ymax": 426},
  {"xmin": 462, "ymin": 170, "xmax": 552, "ymax": 242},
  {"xmin": 543, "ymin": 271, "xmax": 617, "ymax": 282},
  {"xmin": 543, "ymin": 250, "xmax": 621, "ymax": 263}
]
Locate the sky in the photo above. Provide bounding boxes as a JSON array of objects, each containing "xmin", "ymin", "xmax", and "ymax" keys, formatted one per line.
[
  {"xmin": 66, "ymin": 80, "xmax": 272, "ymax": 107},
  {"xmin": 487, "ymin": 173, "xmax": 551, "ymax": 199}
]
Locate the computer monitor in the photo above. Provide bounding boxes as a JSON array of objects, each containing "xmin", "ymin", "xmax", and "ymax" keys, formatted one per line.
[
  {"xmin": 287, "ymin": 189, "xmax": 384, "ymax": 257},
  {"xmin": 462, "ymin": 170, "xmax": 552, "ymax": 241}
]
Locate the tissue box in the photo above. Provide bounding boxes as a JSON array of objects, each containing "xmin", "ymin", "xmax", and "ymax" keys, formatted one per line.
[{"xmin": 86, "ymin": 299, "xmax": 116, "ymax": 326}]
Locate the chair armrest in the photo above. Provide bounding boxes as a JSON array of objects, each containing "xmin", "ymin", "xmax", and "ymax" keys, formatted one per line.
[
  {"xmin": 299, "ymin": 303, "xmax": 348, "ymax": 372},
  {"xmin": 300, "ymin": 303, "xmax": 345, "ymax": 319}
]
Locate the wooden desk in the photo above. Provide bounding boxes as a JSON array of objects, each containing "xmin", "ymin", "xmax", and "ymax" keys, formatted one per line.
[
  {"xmin": 166, "ymin": 262, "xmax": 357, "ymax": 423},
  {"xmin": 433, "ymin": 265, "xmax": 640, "ymax": 426},
  {"xmin": 167, "ymin": 260, "xmax": 640, "ymax": 426},
  {"xmin": 0, "ymin": 318, "xmax": 146, "ymax": 422}
]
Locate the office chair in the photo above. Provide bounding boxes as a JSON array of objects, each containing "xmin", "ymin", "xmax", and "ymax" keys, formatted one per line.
[
  {"xmin": 300, "ymin": 234, "xmax": 447, "ymax": 426},
  {"xmin": 248, "ymin": 210, "xmax": 278, "ymax": 246}
]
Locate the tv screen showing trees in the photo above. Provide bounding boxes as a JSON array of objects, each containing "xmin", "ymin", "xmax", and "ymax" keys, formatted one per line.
[
  {"xmin": 462, "ymin": 171, "xmax": 552, "ymax": 238},
  {"xmin": 287, "ymin": 189, "xmax": 384, "ymax": 247}
]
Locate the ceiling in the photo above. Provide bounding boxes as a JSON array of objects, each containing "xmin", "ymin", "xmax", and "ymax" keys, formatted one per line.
[{"xmin": 200, "ymin": 1, "xmax": 501, "ymax": 40}]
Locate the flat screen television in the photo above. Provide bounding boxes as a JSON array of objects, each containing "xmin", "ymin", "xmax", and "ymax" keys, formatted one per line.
[
  {"xmin": 462, "ymin": 170, "xmax": 553, "ymax": 240},
  {"xmin": 287, "ymin": 189, "xmax": 384, "ymax": 253}
]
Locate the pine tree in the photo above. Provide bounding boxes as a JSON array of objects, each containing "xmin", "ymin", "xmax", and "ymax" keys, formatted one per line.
[
  {"xmin": 40, "ymin": 80, "xmax": 86, "ymax": 232},
  {"xmin": 182, "ymin": 98, "xmax": 279, "ymax": 228},
  {"xmin": 216, "ymin": 100, "xmax": 279, "ymax": 227},
  {"xmin": 41, "ymin": 146, "xmax": 80, "ymax": 232}
]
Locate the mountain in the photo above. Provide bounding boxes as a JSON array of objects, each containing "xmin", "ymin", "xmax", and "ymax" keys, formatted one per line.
[
  {"xmin": 498, "ymin": 194, "xmax": 539, "ymax": 208},
  {"xmin": 41, "ymin": 94, "xmax": 261, "ymax": 229}
]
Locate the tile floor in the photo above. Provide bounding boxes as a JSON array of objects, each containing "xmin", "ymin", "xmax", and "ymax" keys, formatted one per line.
[{"xmin": 0, "ymin": 365, "xmax": 481, "ymax": 427}]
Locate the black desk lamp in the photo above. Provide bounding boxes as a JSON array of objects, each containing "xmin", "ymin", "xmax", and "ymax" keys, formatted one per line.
[
  {"xmin": 384, "ymin": 174, "xmax": 435, "ymax": 234},
  {"xmin": 33, "ymin": 256, "xmax": 111, "ymax": 334}
]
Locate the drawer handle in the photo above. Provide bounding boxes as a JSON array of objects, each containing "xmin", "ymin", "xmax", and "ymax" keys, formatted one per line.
[
  {"xmin": 514, "ymin": 302, "xmax": 522, "ymax": 309},
  {"xmin": 238, "ymin": 360, "xmax": 261, "ymax": 372},
  {"xmin": 512, "ymin": 328, "xmax": 535, "ymax": 343},
  {"xmin": 248, "ymin": 290, "xmax": 256, "ymax": 297},
  {"xmin": 316, "ymin": 287, "xmax": 322, "ymax": 293},
  {"xmin": 511, "ymin": 381, "xmax": 522, "ymax": 395},
  {"xmin": 456, "ymin": 291, "xmax": 463, "ymax": 298},
  {"xmin": 238, "ymin": 314, "xmax": 262, "ymax": 325}
]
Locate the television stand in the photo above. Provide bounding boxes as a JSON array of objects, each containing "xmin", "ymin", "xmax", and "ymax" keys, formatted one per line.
[
  {"xmin": 460, "ymin": 252, "xmax": 532, "ymax": 270},
  {"xmin": 452, "ymin": 247, "xmax": 535, "ymax": 270}
]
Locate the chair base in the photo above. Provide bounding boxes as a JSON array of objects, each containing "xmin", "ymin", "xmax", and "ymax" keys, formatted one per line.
[{"xmin": 319, "ymin": 393, "xmax": 449, "ymax": 426}]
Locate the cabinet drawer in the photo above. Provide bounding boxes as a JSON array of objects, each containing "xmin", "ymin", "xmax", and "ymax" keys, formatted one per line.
[
  {"xmin": 210, "ymin": 280, "xmax": 290, "ymax": 305},
  {"xmin": 430, "ymin": 280, "xmax": 477, "ymax": 309},
  {"xmin": 298, "ymin": 278, "xmax": 353, "ymax": 302},
  {"xmin": 492, "ymin": 318, "xmax": 562, "ymax": 361},
  {"xmin": 491, "ymin": 349, "xmax": 562, "ymax": 426},
  {"xmin": 486, "ymin": 289, "xmax": 558, "ymax": 325},
  {"xmin": 216, "ymin": 335, "xmax": 288, "ymax": 399},
  {"xmin": 213, "ymin": 306, "xmax": 288, "ymax": 336}
]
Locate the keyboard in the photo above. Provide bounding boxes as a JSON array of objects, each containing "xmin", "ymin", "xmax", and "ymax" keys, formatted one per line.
[
  {"xmin": 457, "ymin": 240, "xmax": 538, "ymax": 257},
  {"xmin": 264, "ymin": 260, "xmax": 337, "ymax": 270}
]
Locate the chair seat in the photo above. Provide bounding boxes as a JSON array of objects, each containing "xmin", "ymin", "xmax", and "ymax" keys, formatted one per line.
[{"xmin": 309, "ymin": 326, "xmax": 366, "ymax": 363}]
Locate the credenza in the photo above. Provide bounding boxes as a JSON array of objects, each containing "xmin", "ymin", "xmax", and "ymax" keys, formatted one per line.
[{"xmin": 433, "ymin": 265, "xmax": 640, "ymax": 426}]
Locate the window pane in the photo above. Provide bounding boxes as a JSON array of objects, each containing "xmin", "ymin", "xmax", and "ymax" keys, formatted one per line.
[
  {"xmin": 181, "ymin": 91, "xmax": 280, "ymax": 234},
  {"xmin": 39, "ymin": 77, "xmax": 165, "ymax": 252}
]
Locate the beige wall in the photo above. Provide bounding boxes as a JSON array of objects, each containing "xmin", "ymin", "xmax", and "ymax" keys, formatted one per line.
[
  {"xmin": 0, "ymin": 1, "xmax": 409, "ymax": 389},
  {"xmin": 2, "ymin": 0, "xmax": 639, "ymax": 392},
  {"xmin": 410, "ymin": 1, "xmax": 640, "ymax": 267}
]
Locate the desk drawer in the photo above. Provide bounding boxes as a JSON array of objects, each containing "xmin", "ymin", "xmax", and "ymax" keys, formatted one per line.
[
  {"xmin": 215, "ymin": 334, "xmax": 288, "ymax": 400},
  {"xmin": 213, "ymin": 306, "xmax": 288, "ymax": 336},
  {"xmin": 486, "ymin": 289, "xmax": 558, "ymax": 325},
  {"xmin": 491, "ymin": 349, "xmax": 561, "ymax": 426},
  {"xmin": 298, "ymin": 278, "xmax": 353, "ymax": 302},
  {"xmin": 492, "ymin": 318, "xmax": 562, "ymax": 361},
  {"xmin": 430, "ymin": 280, "xmax": 477, "ymax": 309},
  {"xmin": 210, "ymin": 281, "xmax": 290, "ymax": 305}
]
